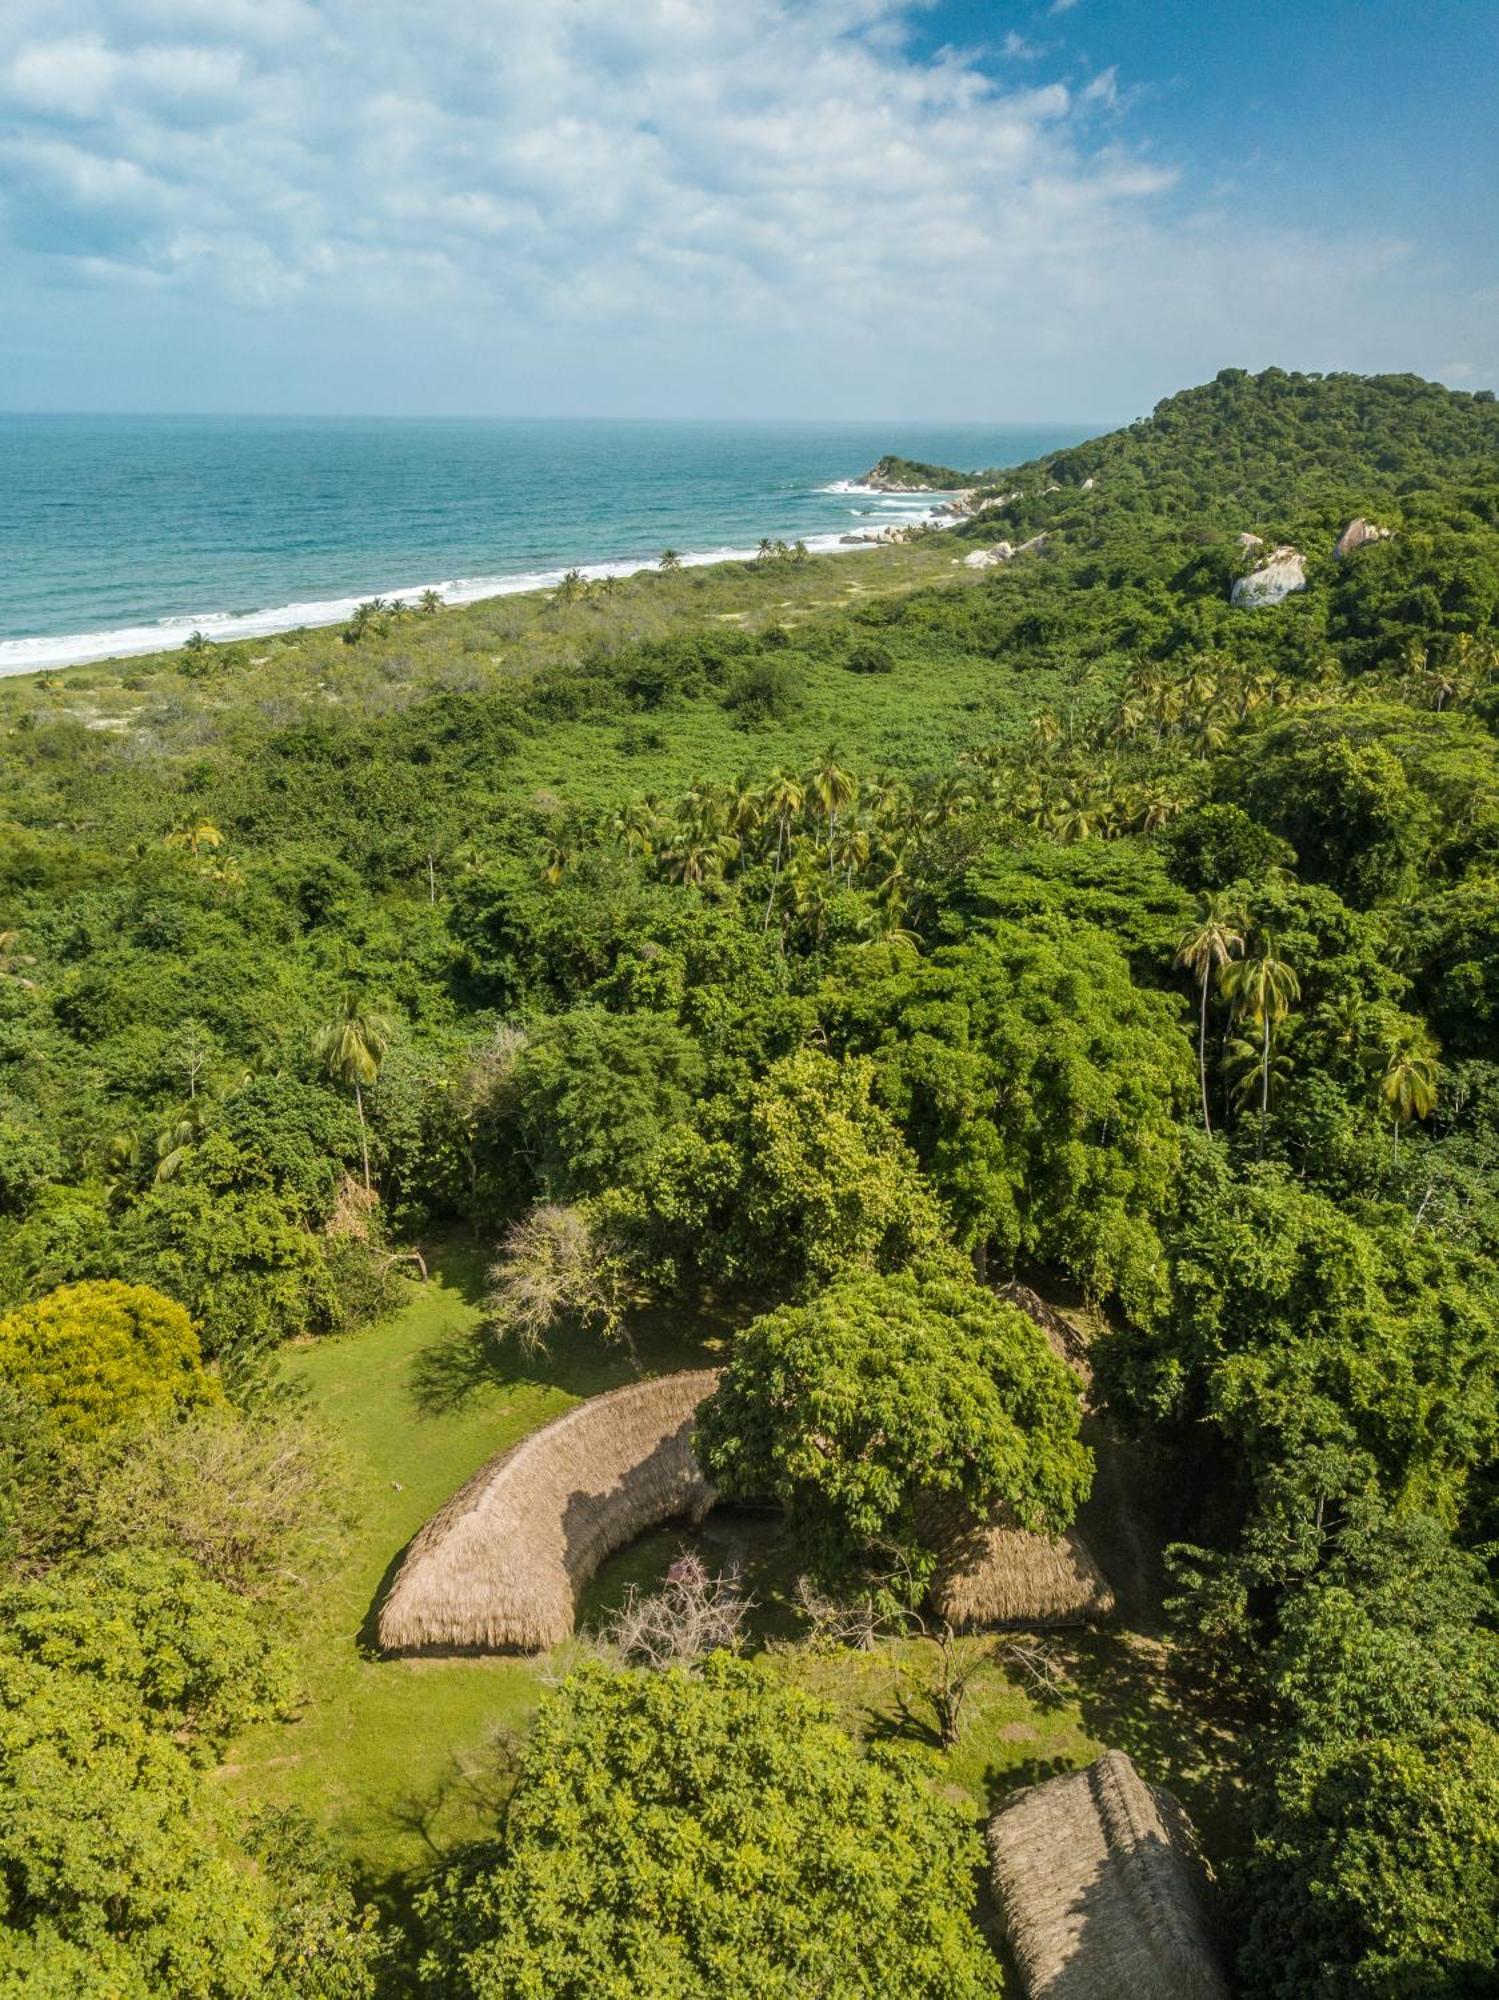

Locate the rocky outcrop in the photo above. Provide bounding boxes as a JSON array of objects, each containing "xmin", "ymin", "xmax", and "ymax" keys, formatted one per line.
[
  {"xmin": 1235, "ymin": 531, "xmax": 1264, "ymax": 550},
  {"xmin": 1231, "ymin": 547, "xmax": 1307, "ymax": 608},
  {"xmin": 959, "ymin": 532, "xmax": 1046, "ymax": 570},
  {"xmin": 1335, "ymin": 517, "xmax": 1392, "ymax": 559},
  {"xmin": 840, "ymin": 526, "xmax": 910, "ymax": 546},
  {"xmin": 857, "ymin": 454, "xmax": 973, "ymax": 492}
]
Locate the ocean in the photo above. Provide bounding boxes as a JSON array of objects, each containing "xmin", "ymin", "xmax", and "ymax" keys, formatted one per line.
[{"xmin": 0, "ymin": 415, "xmax": 1097, "ymax": 673}]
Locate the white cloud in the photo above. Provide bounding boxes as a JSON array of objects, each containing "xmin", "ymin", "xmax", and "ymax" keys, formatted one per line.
[{"xmin": 0, "ymin": 0, "xmax": 1489, "ymax": 415}]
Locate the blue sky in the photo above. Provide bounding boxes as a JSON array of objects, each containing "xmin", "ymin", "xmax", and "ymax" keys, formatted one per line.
[{"xmin": 1, "ymin": 0, "xmax": 1494, "ymax": 419}]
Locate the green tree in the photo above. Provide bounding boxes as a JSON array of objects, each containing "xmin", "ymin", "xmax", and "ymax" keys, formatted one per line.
[
  {"xmin": 828, "ymin": 923, "xmax": 1189, "ymax": 1317},
  {"xmin": 741, "ymin": 1049, "xmax": 947, "ymax": 1289},
  {"xmin": 415, "ymin": 1657, "xmax": 1001, "ymax": 2000},
  {"xmin": 698, "ymin": 1268, "xmax": 1090, "ymax": 1597},
  {"xmin": 314, "ymin": 995, "xmax": 392, "ymax": 1191},
  {"xmin": 0, "ymin": 1548, "xmax": 292, "ymax": 1756},
  {"xmin": 0, "ymin": 1654, "xmax": 273, "ymax": 1997}
]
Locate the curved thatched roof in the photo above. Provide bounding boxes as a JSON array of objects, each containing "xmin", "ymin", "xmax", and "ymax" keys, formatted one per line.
[
  {"xmin": 987, "ymin": 1750, "xmax": 1229, "ymax": 2000},
  {"xmin": 377, "ymin": 1370, "xmax": 720, "ymax": 1655},
  {"xmin": 927, "ymin": 1498, "xmax": 1115, "ymax": 1631}
]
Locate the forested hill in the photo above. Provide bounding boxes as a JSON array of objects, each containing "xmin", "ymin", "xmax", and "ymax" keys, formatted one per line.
[
  {"xmin": 978, "ymin": 365, "xmax": 1499, "ymax": 516},
  {"xmin": 2, "ymin": 367, "xmax": 1498, "ymax": 1996}
]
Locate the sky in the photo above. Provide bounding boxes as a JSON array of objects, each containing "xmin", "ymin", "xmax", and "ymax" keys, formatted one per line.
[{"xmin": 1, "ymin": 0, "xmax": 1495, "ymax": 421}]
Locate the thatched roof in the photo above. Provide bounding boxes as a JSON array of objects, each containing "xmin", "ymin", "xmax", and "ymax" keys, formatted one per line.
[
  {"xmin": 988, "ymin": 1751, "xmax": 1229, "ymax": 2000},
  {"xmin": 377, "ymin": 1370, "xmax": 720, "ymax": 1655},
  {"xmin": 995, "ymin": 1281, "xmax": 1091, "ymax": 1383},
  {"xmin": 927, "ymin": 1498, "xmax": 1115, "ymax": 1631}
]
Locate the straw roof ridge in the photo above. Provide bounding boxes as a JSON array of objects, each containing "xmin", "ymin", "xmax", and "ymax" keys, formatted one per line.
[
  {"xmin": 987, "ymin": 1749, "xmax": 1229, "ymax": 2000},
  {"xmin": 924, "ymin": 1493, "xmax": 1115, "ymax": 1632},
  {"xmin": 377, "ymin": 1369, "xmax": 721, "ymax": 1655}
]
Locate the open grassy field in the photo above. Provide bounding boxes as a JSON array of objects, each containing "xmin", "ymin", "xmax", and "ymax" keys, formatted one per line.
[{"xmin": 221, "ymin": 1254, "xmax": 1244, "ymax": 1926}]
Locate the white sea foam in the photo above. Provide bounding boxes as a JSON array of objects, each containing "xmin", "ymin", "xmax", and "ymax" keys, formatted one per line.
[{"xmin": 0, "ymin": 502, "xmax": 953, "ymax": 675}]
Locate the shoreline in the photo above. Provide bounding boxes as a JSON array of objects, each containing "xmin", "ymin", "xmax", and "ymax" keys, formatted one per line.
[{"xmin": 0, "ymin": 494, "xmax": 961, "ymax": 677}]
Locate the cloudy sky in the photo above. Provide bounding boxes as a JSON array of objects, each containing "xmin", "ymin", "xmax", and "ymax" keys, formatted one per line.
[{"xmin": 2, "ymin": 0, "xmax": 1495, "ymax": 419}]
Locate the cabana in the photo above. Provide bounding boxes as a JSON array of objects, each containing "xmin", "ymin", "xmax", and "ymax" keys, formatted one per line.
[
  {"xmin": 987, "ymin": 1750, "xmax": 1229, "ymax": 2000},
  {"xmin": 377, "ymin": 1370, "xmax": 719, "ymax": 1654}
]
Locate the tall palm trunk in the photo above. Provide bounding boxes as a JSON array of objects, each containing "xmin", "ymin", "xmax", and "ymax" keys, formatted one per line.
[
  {"xmin": 1197, "ymin": 968, "xmax": 1213, "ymax": 1136},
  {"xmin": 355, "ymin": 1080, "xmax": 371, "ymax": 1191},
  {"xmin": 763, "ymin": 814, "xmax": 787, "ymax": 932},
  {"xmin": 1258, "ymin": 1014, "xmax": 1270, "ymax": 1161}
]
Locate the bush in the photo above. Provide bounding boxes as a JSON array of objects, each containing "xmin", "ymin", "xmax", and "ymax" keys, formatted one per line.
[
  {"xmin": 0, "ymin": 1280, "xmax": 218, "ymax": 1438},
  {"xmin": 844, "ymin": 639, "xmax": 895, "ymax": 675},
  {"xmin": 724, "ymin": 656, "xmax": 802, "ymax": 724},
  {"xmin": 88, "ymin": 1407, "xmax": 352, "ymax": 1602},
  {"xmin": 0, "ymin": 1548, "xmax": 293, "ymax": 1755},
  {"xmin": 416, "ymin": 1657, "xmax": 1000, "ymax": 1999},
  {"xmin": 698, "ymin": 1267, "xmax": 1090, "ymax": 1597}
]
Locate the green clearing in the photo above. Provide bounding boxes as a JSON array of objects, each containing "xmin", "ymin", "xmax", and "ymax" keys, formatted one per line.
[{"xmin": 222, "ymin": 1258, "xmax": 1242, "ymax": 1915}]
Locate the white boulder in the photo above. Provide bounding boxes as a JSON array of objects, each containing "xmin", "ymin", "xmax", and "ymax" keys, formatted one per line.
[
  {"xmin": 1231, "ymin": 546, "xmax": 1307, "ymax": 608},
  {"xmin": 963, "ymin": 542, "xmax": 1014, "ymax": 568}
]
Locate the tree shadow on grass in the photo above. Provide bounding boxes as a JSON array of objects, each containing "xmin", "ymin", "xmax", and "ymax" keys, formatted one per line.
[{"xmin": 405, "ymin": 1282, "xmax": 741, "ymax": 1419}]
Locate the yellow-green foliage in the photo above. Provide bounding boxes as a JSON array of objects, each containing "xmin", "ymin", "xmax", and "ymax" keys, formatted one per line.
[{"xmin": 0, "ymin": 1280, "xmax": 219, "ymax": 1437}]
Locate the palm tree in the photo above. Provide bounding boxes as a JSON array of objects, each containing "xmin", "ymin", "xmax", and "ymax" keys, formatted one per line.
[
  {"xmin": 315, "ymin": 994, "xmax": 393, "ymax": 1191},
  {"xmin": 541, "ymin": 841, "xmax": 576, "ymax": 886},
  {"xmin": 1175, "ymin": 894, "xmax": 1247, "ymax": 1136},
  {"xmin": 612, "ymin": 797, "xmax": 663, "ymax": 859},
  {"xmin": 1223, "ymin": 938, "xmax": 1300, "ymax": 1158},
  {"xmin": 659, "ymin": 548, "xmax": 682, "ymax": 573},
  {"xmin": 165, "ymin": 817, "xmax": 223, "ymax": 860},
  {"xmin": 808, "ymin": 754, "xmax": 857, "ymax": 875},
  {"xmin": 761, "ymin": 769, "xmax": 805, "ymax": 930},
  {"xmin": 1380, "ymin": 1036, "xmax": 1439, "ymax": 1161}
]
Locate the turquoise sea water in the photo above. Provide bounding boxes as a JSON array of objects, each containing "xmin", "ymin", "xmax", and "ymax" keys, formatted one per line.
[{"xmin": 0, "ymin": 416, "xmax": 1096, "ymax": 672}]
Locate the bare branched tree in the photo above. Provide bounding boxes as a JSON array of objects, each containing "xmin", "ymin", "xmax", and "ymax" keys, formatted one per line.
[
  {"xmin": 485, "ymin": 1202, "xmax": 644, "ymax": 1368},
  {"xmin": 601, "ymin": 1553, "xmax": 753, "ymax": 1671},
  {"xmin": 789, "ymin": 1575, "xmax": 893, "ymax": 1653}
]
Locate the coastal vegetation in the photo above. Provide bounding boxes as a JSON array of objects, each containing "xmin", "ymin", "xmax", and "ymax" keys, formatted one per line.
[{"xmin": 2, "ymin": 368, "xmax": 1498, "ymax": 1994}]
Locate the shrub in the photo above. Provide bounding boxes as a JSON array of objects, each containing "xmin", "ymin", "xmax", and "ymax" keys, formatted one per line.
[
  {"xmin": 844, "ymin": 639, "xmax": 895, "ymax": 675},
  {"xmin": 88, "ymin": 1407, "xmax": 352, "ymax": 1602},
  {"xmin": 724, "ymin": 656, "xmax": 802, "ymax": 724},
  {"xmin": 0, "ymin": 1280, "xmax": 218, "ymax": 1438}
]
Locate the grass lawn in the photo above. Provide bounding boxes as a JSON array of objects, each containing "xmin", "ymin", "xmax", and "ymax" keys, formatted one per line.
[
  {"xmin": 219, "ymin": 1246, "xmax": 720, "ymax": 1889},
  {"xmin": 223, "ymin": 1248, "xmax": 1243, "ymax": 1929}
]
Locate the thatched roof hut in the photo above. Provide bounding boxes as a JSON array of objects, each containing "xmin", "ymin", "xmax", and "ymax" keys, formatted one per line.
[
  {"xmin": 377, "ymin": 1370, "xmax": 720, "ymax": 1655},
  {"xmin": 987, "ymin": 1750, "xmax": 1229, "ymax": 2000},
  {"xmin": 927, "ymin": 1499, "xmax": 1115, "ymax": 1631}
]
